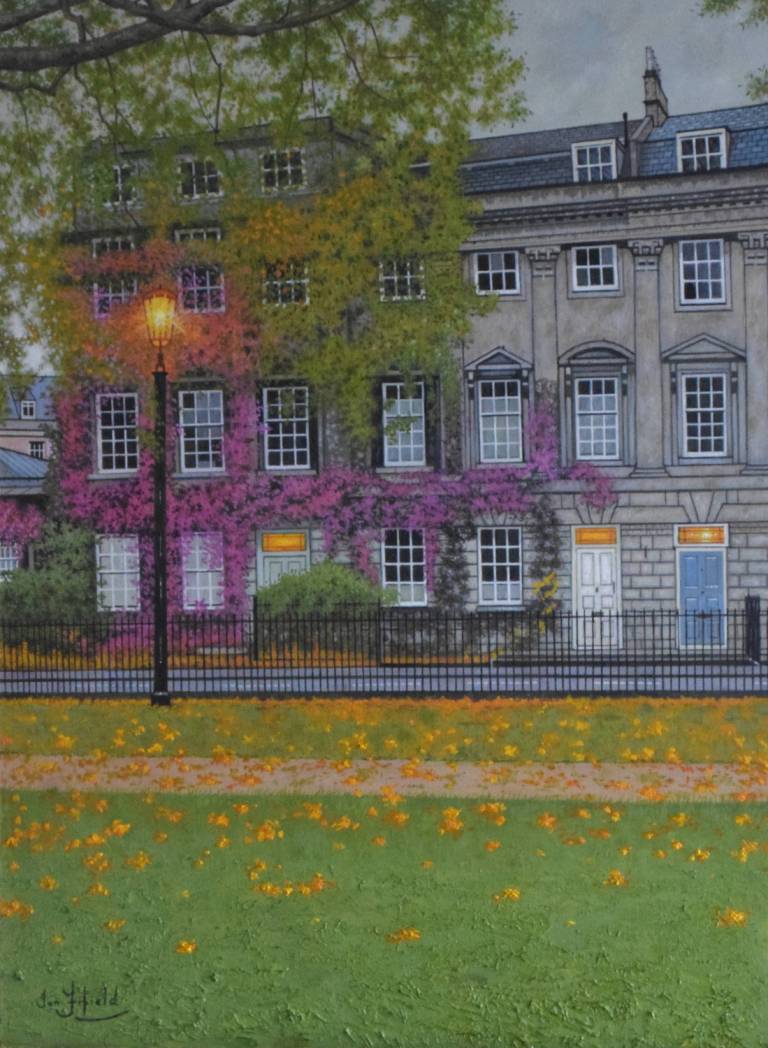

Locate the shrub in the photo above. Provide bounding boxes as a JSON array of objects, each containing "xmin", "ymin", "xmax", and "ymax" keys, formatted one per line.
[
  {"xmin": 254, "ymin": 561, "xmax": 393, "ymax": 616},
  {"xmin": 0, "ymin": 522, "xmax": 97, "ymax": 624}
]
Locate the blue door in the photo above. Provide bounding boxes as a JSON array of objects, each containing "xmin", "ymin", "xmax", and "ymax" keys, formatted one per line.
[{"xmin": 679, "ymin": 550, "xmax": 725, "ymax": 647}]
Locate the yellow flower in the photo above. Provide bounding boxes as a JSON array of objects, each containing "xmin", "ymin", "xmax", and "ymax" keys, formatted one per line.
[
  {"xmin": 254, "ymin": 820, "xmax": 284, "ymax": 841},
  {"xmin": 671, "ymin": 839, "xmax": 684, "ymax": 851},
  {"xmin": 38, "ymin": 876, "xmax": 58, "ymax": 891},
  {"xmin": 688, "ymin": 848, "xmax": 710, "ymax": 863},
  {"xmin": 208, "ymin": 812, "xmax": 230, "ymax": 827},
  {"xmin": 366, "ymin": 806, "xmax": 379, "ymax": 818},
  {"xmin": 618, "ymin": 846, "xmax": 632, "ymax": 856},
  {"xmin": 492, "ymin": 886, "xmax": 521, "ymax": 903},
  {"xmin": 477, "ymin": 802, "xmax": 506, "ymax": 826},
  {"xmin": 383, "ymin": 811, "xmax": 409, "ymax": 828},
  {"xmin": 54, "ymin": 734, "xmax": 75, "ymax": 750},
  {"xmin": 371, "ymin": 836, "xmax": 387, "ymax": 847},
  {"xmin": 502, "ymin": 745, "xmax": 519, "ymax": 757},
  {"xmin": 0, "ymin": 898, "xmax": 34, "ymax": 919},
  {"xmin": 107, "ymin": 819, "xmax": 131, "ymax": 837},
  {"xmin": 575, "ymin": 808, "xmax": 591, "ymax": 819},
  {"xmin": 175, "ymin": 939, "xmax": 198, "ymax": 953},
  {"xmin": 216, "ymin": 836, "xmax": 231, "ymax": 849},
  {"xmin": 654, "ymin": 849, "xmax": 668, "ymax": 859},
  {"xmin": 603, "ymin": 870, "xmax": 628, "ymax": 888},
  {"xmin": 732, "ymin": 840, "xmax": 759, "ymax": 863},
  {"xmin": 153, "ymin": 831, "xmax": 169, "ymax": 844},
  {"xmin": 734, "ymin": 813, "xmax": 752, "ymax": 826},
  {"xmin": 51, "ymin": 934, "xmax": 64, "ymax": 945},
  {"xmin": 438, "ymin": 808, "xmax": 464, "ymax": 836},
  {"xmin": 124, "ymin": 851, "xmax": 152, "ymax": 871},
  {"xmin": 83, "ymin": 851, "xmax": 111, "ymax": 874},
  {"xmin": 716, "ymin": 907, "xmax": 749, "ymax": 928},
  {"xmin": 94, "ymin": 799, "xmax": 109, "ymax": 813},
  {"xmin": 485, "ymin": 840, "xmax": 502, "ymax": 852},
  {"xmin": 563, "ymin": 836, "xmax": 586, "ymax": 846},
  {"xmin": 103, "ymin": 919, "xmax": 126, "ymax": 933},
  {"xmin": 670, "ymin": 812, "xmax": 690, "ymax": 827},
  {"xmin": 88, "ymin": 882, "xmax": 110, "ymax": 896},
  {"xmin": 386, "ymin": 927, "xmax": 420, "ymax": 944},
  {"xmin": 330, "ymin": 815, "xmax": 360, "ymax": 831},
  {"xmin": 537, "ymin": 812, "xmax": 557, "ymax": 830},
  {"xmin": 421, "ymin": 860, "xmax": 433, "ymax": 869}
]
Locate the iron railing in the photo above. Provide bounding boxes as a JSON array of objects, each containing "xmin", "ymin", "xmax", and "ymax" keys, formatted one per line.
[{"xmin": 0, "ymin": 599, "xmax": 766, "ymax": 698}]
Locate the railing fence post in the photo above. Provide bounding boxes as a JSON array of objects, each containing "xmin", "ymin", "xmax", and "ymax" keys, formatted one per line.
[{"xmin": 745, "ymin": 594, "xmax": 761, "ymax": 662}]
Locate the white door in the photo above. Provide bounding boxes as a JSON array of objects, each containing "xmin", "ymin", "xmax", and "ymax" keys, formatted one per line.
[
  {"xmin": 574, "ymin": 546, "xmax": 621, "ymax": 648},
  {"xmin": 262, "ymin": 553, "xmax": 309, "ymax": 586},
  {"xmin": 257, "ymin": 531, "xmax": 311, "ymax": 590}
]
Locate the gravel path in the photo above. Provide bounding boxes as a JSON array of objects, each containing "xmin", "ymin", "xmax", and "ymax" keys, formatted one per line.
[{"xmin": 2, "ymin": 755, "xmax": 767, "ymax": 801}]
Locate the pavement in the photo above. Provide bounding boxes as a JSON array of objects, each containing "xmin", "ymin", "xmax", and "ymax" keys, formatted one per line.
[{"xmin": 2, "ymin": 755, "xmax": 767, "ymax": 801}]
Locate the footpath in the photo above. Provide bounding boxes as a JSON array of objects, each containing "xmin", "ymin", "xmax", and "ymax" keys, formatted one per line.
[{"xmin": 2, "ymin": 754, "xmax": 767, "ymax": 801}]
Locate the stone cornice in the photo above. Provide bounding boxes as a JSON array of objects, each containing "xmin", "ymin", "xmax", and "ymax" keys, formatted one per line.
[
  {"xmin": 738, "ymin": 231, "xmax": 768, "ymax": 265},
  {"xmin": 473, "ymin": 184, "xmax": 768, "ymax": 231},
  {"xmin": 525, "ymin": 246, "xmax": 560, "ymax": 277}
]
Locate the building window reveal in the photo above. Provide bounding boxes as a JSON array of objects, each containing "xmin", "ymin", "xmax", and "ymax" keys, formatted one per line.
[
  {"xmin": 263, "ymin": 386, "xmax": 311, "ymax": 469},
  {"xmin": 92, "ymin": 236, "xmax": 137, "ymax": 317},
  {"xmin": 572, "ymin": 141, "xmax": 616, "ymax": 182},
  {"xmin": 677, "ymin": 132, "xmax": 726, "ymax": 173},
  {"xmin": 28, "ymin": 441, "xmax": 45, "ymax": 460},
  {"xmin": 382, "ymin": 528, "xmax": 427, "ymax": 606},
  {"xmin": 680, "ymin": 239, "xmax": 725, "ymax": 304},
  {"xmin": 575, "ymin": 377, "xmax": 619, "ymax": 459},
  {"xmin": 478, "ymin": 379, "xmax": 522, "ymax": 462},
  {"xmin": 474, "ymin": 251, "xmax": 519, "ymax": 295},
  {"xmin": 379, "ymin": 258, "xmax": 425, "ymax": 301},
  {"xmin": 176, "ymin": 228, "xmax": 225, "ymax": 314},
  {"xmin": 20, "ymin": 400, "xmax": 36, "ymax": 419},
  {"xmin": 682, "ymin": 373, "xmax": 727, "ymax": 456},
  {"xmin": 382, "ymin": 382, "xmax": 425, "ymax": 466},
  {"xmin": 182, "ymin": 532, "xmax": 224, "ymax": 609},
  {"xmin": 0, "ymin": 544, "xmax": 20, "ymax": 581},
  {"xmin": 179, "ymin": 389, "xmax": 225, "ymax": 473},
  {"xmin": 263, "ymin": 262, "xmax": 309, "ymax": 305},
  {"xmin": 572, "ymin": 245, "xmax": 618, "ymax": 291},
  {"xmin": 262, "ymin": 149, "xmax": 305, "ymax": 191},
  {"xmin": 96, "ymin": 535, "xmax": 140, "ymax": 611},
  {"xmin": 478, "ymin": 527, "xmax": 522, "ymax": 606},
  {"xmin": 110, "ymin": 163, "xmax": 137, "ymax": 206},
  {"xmin": 178, "ymin": 157, "xmax": 221, "ymax": 199},
  {"xmin": 97, "ymin": 393, "xmax": 139, "ymax": 473}
]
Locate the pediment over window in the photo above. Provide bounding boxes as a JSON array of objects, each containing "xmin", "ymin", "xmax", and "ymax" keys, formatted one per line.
[
  {"xmin": 466, "ymin": 346, "xmax": 530, "ymax": 372},
  {"xmin": 559, "ymin": 341, "xmax": 634, "ymax": 366},
  {"xmin": 662, "ymin": 334, "xmax": 745, "ymax": 363}
]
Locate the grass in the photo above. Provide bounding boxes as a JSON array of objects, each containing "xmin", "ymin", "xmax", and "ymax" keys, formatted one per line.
[
  {"xmin": 2, "ymin": 789, "xmax": 768, "ymax": 1048},
  {"xmin": 3, "ymin": 695, "xmax": 768, "ymax": 763}
]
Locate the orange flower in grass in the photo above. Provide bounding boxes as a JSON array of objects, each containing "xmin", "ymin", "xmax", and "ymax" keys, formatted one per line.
[
  {"xmin": 383, "ymin": 811, "xmax": 409, "ymax": 828},
  {"xmin": 537, "ymin": 812, "xmax": 557, "ymax": 831},
  {"xmin": 603, "ymin": 870, "xmax": 628, "ymax": 888},
  {"xmin": 175, "ymin": 940, "xmax": 198, "ymax": 954},
  {"xmin": 477, "ymin": 803, "xmax": 506, "ymax": 827},
  {"xmin": 485, "ymin": 840, "xmax": 502, "ymax": 852},
  {"xmin": 371, "ymin": 836, "xmax": 387, "ymax": 847},
  {"xmin": 492, "ymin": 886, "xmax": 521, "ymax": 903},
  {"xmin": 716, "ymin": 908, "xmax": 749, "ymax": 928},
  {"xmin": 103, "ymin": 919, "xmax": 126, "ymax": 933},
  {"xmin": 124, "ymin": 851, "xmax": 152, "ymax": 871},
  {"xmin": 0, "ymin": 898, "xmax": 34, "ymax": 919},
  {"xmin": 386, "ymin": 927, "xmax": 421, "ymax": 944},
  {"xmin": 438, "ymin": 808, "xmax": 464, "ymax": 837},
  {"xmin": 38, "ymin": 876, "xmax": 58, "ymax": 891}
]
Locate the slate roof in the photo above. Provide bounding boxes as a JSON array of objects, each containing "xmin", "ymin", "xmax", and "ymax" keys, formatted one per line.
[
  {"xmin": 0, "ymin": 447, "xmax": 48, "ymax": 491},
  {"xmin": 2, "ymin": 375, "xmax": 55, "ymax": 422},
  {"xmin": 463, "ymin": 103, "xmax": 768, "ymax": 193},
  {"xmin": 638, "ymin": 102, "xmax": 768, "ymax": 176}
]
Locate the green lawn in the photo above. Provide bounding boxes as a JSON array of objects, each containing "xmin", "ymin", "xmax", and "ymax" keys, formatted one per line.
[
  {"xmin": 3, "ymin": 695, "xmax": 768, "ymax": 763},
  {"xmin": 2, "ymin": 788, "xmax": 768, "ymax": 1048}
]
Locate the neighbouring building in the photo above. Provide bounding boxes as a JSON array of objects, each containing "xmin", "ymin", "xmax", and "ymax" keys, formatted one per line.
[{"xmin": 4, "ymin": 50, "xmax": 768, "ymax": 645}]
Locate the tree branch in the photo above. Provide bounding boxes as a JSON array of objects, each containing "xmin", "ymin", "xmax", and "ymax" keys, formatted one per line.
[{"xmin": 0, "ymin": 0, "xmax": 364, "ymax": 74}]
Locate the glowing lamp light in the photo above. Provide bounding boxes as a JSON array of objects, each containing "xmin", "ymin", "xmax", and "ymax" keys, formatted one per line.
[
  {"xmin": 574, "ymin": 527, "xmax": 617, "ymax": 546},
  {"xmin": 678, "ymin": 526, "xmax": 726, "ymax": 545},
  {"xmin": 144, "ymin": 290, "xmax": 176, "ymax": 352},
  {"xmin": 262, "ymin": 532, "xmax": 307, "ymax": 553}
]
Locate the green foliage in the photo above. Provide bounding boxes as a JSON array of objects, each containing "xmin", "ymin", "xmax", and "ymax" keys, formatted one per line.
[
  {"xmin": 255, "ymin": 560, "xmax": 393, "ymax": 615},
  {"xmin": 0, "ymin": 522, "xmax": 97, "ymax": 623},
  {"xmin": 701, "ymin": 0, "xmax": 768, "ymax": 96}
]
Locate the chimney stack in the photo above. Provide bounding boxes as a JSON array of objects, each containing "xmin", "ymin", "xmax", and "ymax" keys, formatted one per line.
[{"xmin": 643, "ymin": 47, "xmax": 669, "ymax": 127}]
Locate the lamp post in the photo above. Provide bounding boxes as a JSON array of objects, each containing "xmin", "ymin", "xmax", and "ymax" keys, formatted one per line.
[{"xmin": 144, "ymin": 290, "xmax": 176, "ymax": 706}]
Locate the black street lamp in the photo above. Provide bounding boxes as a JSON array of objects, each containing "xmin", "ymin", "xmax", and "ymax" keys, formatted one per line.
[{"xmin": 144, "ymin": 289, "xmax": 176, "ymax": 706}]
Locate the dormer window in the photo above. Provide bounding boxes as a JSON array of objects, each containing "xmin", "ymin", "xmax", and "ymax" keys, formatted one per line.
[
  {"xmin": 676, "ymin": 130, "xmax": 727, "ymax": 173},
  {"xmin": 20, "ymin": 400, "xmax": 36, "ymax": 419},
  {"xmin": 571, "ymin": 141, "xmax": 617, "ymax": 182}
]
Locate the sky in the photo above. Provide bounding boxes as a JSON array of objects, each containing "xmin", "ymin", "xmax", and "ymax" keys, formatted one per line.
[
  {"xmin": 499, "ymin": 0, "xmax": 768, "ymax": 135},
  {"xmin": 21, "ymin": 0, "xmax": 768, "ymax": 370}
]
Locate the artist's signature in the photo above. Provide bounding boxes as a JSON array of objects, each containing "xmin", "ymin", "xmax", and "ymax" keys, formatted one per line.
[{"xmin": 36, "ymin": 982, "xmax": 128, "ymax": 1022}]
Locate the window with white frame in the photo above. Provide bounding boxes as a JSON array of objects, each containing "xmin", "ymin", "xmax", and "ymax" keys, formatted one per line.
[
  {"xmin": 382, "ymin": 382, "xmax": 425, "ymax": 466},
  {"xmin": 175, "ymin": 227, "xmax": 225, "ymax": 313},
  {"xmin": 182, "ymin": 532, "xmax": 224, "ymax": 609},
  {"xmin": 179, "ymin": 388, "xmax": 225, "ymax": 473},
  {"xmin": 92, "ymin": 236, "xmax": 138, "ymax": 317},
  {"xmin": 379, "ymin": 258, "xmax": 425, "ymax": 301},
  {"xmin": 572, "ymin": 245, "xmax": 618, "ymax": 291},
  {"xmin": 96, "ymin": 535, "xmax": 140, "ymax": 611},
  {"xmin": 381, "ymin": 528, "xmax": 426, "ymax": 605},
  {"xmin": 677, "ymin": 131, "xmax": 726, "ymax": 173},
  {"xmin": 178, "ymin": 157, "xmax": 221, "ymax": 199},
  {"xmin": 478, "ymin": 527, "xmax": 522, "ymax": 606},
  {"xmin": 478, "ymin": 378, "xmax": 523, "ymax": 462},
  {"xmin": 681, "ymin": 373, "xmax": 727, "ymax": 456},
  {"xmin": 0, "ymin": 544, "xmax": 19, "ymax": 581},
  {"xmin": 263, "ymin": 386, "xmax": 311, "ymax": 470},
  {"xmin": 28, "ymin": 441, "xmax": 45, "ymax": 460},
  {"xmin": 262, "ymin": 148, "xmax": 305, "ymax": 191},
  {"xmin": 572, "ymin": 141, "xmax": 616, "ymax": 182},
  {"xmin": 474, "ymin": 251, "xmax": 520, "ymax": 295},
  {"xmin": 263, "ymin": 262, "xmax": 309, "ymax": 305},
  {"xmin": 20, "ymin": 400, "xmax": 36, "ymax": 419},
  {"xmin": 97, "ymin": 393, "xmax": 139, "ymax": 473},
  {"xmin": 679, "ymin": 239, "xmax": 725, "ymax": 305},
  {"xmin": 109, "ymin": 162, "xmax": 137, "ymax": 206},
  {"xmin": 575, "ymin": 377, "xmax": 620, "ymax": 459}
]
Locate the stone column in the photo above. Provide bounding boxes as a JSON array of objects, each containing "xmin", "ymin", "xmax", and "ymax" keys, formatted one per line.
[
  {"xmin": 629, "ymin": 238, "xmax": 666, "ymax": 476},
  {"xmin": 738, "ymin": 233, "xmax": 768, "ymax": 473},
  {"xmin": 525, "ymin": 247, "xmax": 560, "ymax": 386}
]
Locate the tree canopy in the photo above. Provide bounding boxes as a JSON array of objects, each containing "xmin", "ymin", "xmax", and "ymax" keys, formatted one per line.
[
  {"xmin": 702, "ymin": 0, "xmax": 768, "ymax": 96},
  {"xmin": 0, "ymin": 0, "xmax": 525, "ymax": 376}
]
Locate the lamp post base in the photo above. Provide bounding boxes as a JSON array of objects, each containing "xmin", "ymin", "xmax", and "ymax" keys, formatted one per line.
[{"xmin": 151, "ymin": 690, "xmax": 171, "ymax": 707}]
